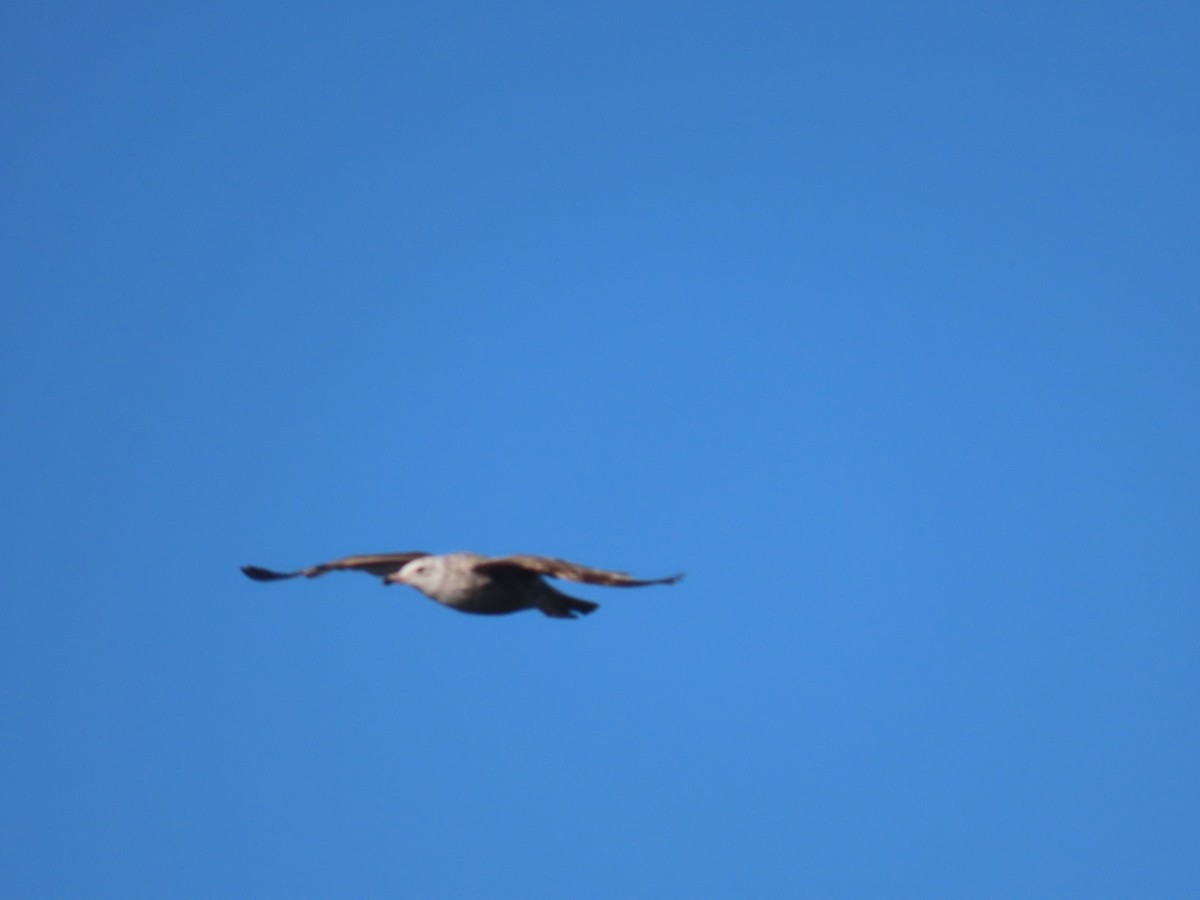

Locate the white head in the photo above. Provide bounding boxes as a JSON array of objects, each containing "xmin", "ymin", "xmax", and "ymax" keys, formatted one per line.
[{"xmin": 389, "ymin": 555, "xmax": 447, "ymax": 597}]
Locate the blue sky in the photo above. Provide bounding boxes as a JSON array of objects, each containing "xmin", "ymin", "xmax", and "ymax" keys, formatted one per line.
[{"xmin": 2, "ymin": 2, "xmax": 1197, "ymax": 896}]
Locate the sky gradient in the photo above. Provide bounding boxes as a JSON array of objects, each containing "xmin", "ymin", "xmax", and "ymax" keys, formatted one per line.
[{"xmin": 3, "ymin": 2, "xmax": 1198, "ymax": 897}]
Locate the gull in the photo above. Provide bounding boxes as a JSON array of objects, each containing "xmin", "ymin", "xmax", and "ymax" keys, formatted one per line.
[{"xmin": 241, "ymin": 551, "xmax": 683, "ymax": 618}]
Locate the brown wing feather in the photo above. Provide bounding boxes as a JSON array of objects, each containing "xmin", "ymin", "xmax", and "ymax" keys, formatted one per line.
[
  {"xmin": 241, "ymin": 552, "xmax": 431, "ymax": 582},
  {"xmin": 476, "ymin": 554, "xmax": 684, "ymax": 587}
]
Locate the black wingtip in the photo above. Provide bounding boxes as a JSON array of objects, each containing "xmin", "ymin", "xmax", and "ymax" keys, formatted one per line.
[{"xmin": 241, "ymin": 565, "xmax": 294, "ymax": 582}]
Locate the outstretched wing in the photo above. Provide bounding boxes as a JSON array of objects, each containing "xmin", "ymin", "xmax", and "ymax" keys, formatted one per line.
[
  {"xmin": 475, "ymin": 554, "xmax": 684, "ymax": 587},
  {"xmin": 241, "ymin": 552, "xmax": 432, "ymax": 582}
]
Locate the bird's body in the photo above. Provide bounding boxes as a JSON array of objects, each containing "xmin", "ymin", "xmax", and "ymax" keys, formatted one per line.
[
  {"xmin": 241, "ymin": 550, "xmax": 682, "ymax": 619},
  {"xmin": 387, "ymin": 552, "xmax": 593, "ymax": 617}
]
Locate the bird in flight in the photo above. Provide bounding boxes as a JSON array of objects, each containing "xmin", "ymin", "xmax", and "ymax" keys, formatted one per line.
[{"xmin": 241, "ymin": 551, "xmax": 683, "ymax": 619}]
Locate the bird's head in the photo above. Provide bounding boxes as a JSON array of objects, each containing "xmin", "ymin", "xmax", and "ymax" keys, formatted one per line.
[{"xmin": 386, "ymin": 555, "xmax": 443, "ymax": 594}]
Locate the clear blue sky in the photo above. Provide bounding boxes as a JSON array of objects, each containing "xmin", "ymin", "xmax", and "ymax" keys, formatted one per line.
[{"xmin": 3, "ymin": 2, "xmax": 1197, "ymax": 897}]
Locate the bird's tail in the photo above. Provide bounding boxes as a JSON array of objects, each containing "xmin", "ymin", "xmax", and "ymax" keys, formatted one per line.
[
  {"xmin": 566, "ymin": 596, "xmax": 599, "ymax": 617},
  {"xmin": 539, "ymin": 587, "xmax": 600, "ymax": 619}
]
